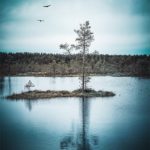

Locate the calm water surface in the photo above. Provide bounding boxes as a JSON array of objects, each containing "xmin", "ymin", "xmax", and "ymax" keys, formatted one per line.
[{"xmin": 0, "ymin": 76, "xmax": 150, "ymax": 150}]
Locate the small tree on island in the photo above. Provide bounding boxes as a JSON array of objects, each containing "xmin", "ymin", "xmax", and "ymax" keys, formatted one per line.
[
  {"xmin": 24, "ymin": 80, "xmax": 35, "ymax": 91},
  {"xmin": 60, "ymin": 21, "xmax": 94, "ymax": 93}
]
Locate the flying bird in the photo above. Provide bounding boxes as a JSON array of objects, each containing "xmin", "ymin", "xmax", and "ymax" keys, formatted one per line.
[
  {"xmin": 37, "ymin": 20, "xmax": 44, "ymax": 22},
  {"xmin": 43, "ymin": 5, "xmax": 51, "ymax": 7},
  {"xmin": 37, "ymin": 19, "xmax": 44, "ymax": 22}
]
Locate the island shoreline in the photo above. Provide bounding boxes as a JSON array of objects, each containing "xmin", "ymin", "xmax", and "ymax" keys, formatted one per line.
[{"xmin": 6, "ymin": 89, "xmax": 115, "ymax": 100}]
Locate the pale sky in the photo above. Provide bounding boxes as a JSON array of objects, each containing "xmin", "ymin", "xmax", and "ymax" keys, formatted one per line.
[{"xmin": 0, "ymin": 0, "xmax": 150, "ymax": 54}]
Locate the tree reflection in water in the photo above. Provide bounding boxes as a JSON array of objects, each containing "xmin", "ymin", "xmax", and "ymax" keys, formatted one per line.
[
  {"xmin": 0, "ymin": 77, "xmax": 4, "ymax": 95},
  {"xmin": 8, "ymin": 76, "xmax": 12, "ymax": 95},
  {"xmin": 60, "ymin": 97, "xmax": 99, "ymax": 150},
  {"xmin": 0, "ymin": 77, "xmax": 11, "ymax": 96},
  {"xmin": 25, "ymin": 100, "xmax": 33, "ymax": 111}
]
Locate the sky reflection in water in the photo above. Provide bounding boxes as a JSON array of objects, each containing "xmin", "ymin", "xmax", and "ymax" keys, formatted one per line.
[{"xmin": 0, "ymin": 76, "xmax": 150, "ymax": 150}]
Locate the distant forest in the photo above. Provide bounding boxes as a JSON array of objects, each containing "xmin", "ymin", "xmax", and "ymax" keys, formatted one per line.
[{"xmin": 0, "ymin": 53, "xmax": 149, "ymax": 77}]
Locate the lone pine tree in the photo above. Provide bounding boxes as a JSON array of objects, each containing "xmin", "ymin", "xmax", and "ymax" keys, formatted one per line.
[{"xmin": 60, "ymin": 21, "xmax": 94, "ymax": 93}]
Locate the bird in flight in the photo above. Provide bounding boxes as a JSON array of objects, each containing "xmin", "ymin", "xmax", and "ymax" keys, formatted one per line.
[
  {"xmin": 37, "ymin": 20, "xmax": 44, "ymax": 22},
  {"xmin": 43, "ymin": 5, "xmax": 51, "ymax": 7}
]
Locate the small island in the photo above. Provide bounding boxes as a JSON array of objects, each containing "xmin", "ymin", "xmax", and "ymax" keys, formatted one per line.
[{"xmin": 7, "ymin": 89, "xmax": 115, "ymax": 100}]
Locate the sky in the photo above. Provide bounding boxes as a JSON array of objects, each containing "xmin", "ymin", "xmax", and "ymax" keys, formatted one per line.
[{"xmin": 0, "ymin": 0, "xmax": 150, "ymax": 55}]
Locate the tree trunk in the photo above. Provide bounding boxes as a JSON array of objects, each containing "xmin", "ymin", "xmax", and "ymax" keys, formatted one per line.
[{"xmin": 82, "ymin": 43, "xmax": 86, "ymax": 94}]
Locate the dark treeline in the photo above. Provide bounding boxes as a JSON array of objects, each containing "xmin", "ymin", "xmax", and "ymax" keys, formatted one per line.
[{"xmin": 0, "ymin": 52, "xmax": 149, "ymax": 77}]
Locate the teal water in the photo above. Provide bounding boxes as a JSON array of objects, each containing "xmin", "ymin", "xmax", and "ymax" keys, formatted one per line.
[{"xmin": 0, "ymin": 76, "xmax": 150, "ymax": 150}]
